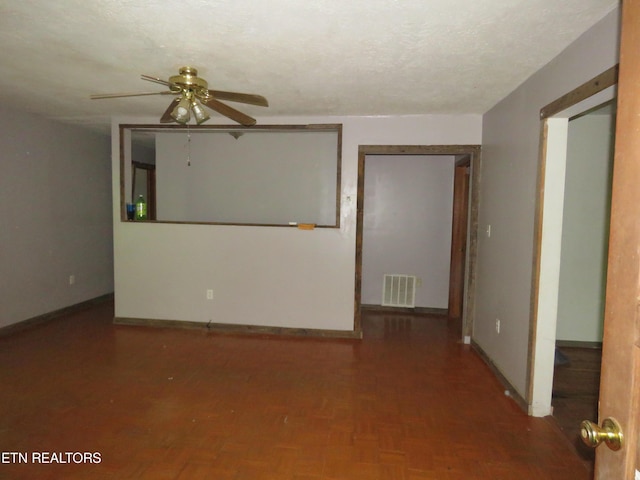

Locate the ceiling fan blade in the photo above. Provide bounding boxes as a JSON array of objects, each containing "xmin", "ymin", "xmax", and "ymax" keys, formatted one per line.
[
  {"xmin": 141, "ymin": 74, "xmax": 174, "ymax": 88},
  {"xmin": 90, "ymin": 91, "xmax": 174, "ymax": 99},
  {"xmin": 160, "ymin": 98, "xmax": 180, "ymax": 123},
  {"xmin": 201, "ymin": 97, "xmax": 256, "ymax": 126},
  {"xmin": 210, "ymin": 90, "xmax": 269, "ymax": 107}
]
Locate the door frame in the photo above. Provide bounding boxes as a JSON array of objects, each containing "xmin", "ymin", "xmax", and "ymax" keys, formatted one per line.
[
  {"xmin": 353, "ymin": 145, "xmax": 481, "ymax": 339},
  {"xmin": 448, "ymin": 155, "xmax": 472, "ymax": 320},
  {"xmin": 528, "ymin": 66, "xmax": 618, "ymax": 414}
]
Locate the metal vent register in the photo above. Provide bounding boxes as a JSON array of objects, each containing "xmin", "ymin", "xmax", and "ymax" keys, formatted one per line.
[{"xmin": 382, "ymin": 274, "xmax": 416, "ymax": 308}]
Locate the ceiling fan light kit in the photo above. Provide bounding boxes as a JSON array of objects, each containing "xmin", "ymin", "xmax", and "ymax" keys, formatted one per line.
[
  {"xmin": 191, "ymin": 101, "xmax": 210, "ymax": 125},
  {"xmin": 91, "ymin": 66, "xmax": 268, "ymax": 126},
  {"xmin": 171, "ymin": 94, "xmax": 192, "ymax": 124}
]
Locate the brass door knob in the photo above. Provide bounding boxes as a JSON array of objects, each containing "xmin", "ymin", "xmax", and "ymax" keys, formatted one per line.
[{"xmin": 579, "ymin": 417, "xmax": 623, "ymax": 451}]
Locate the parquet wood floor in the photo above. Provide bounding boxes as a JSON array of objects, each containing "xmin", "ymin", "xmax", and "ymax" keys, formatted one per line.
[{"xmin": 0, "ymin": 301, "xmax": 591, "ymax": 479}]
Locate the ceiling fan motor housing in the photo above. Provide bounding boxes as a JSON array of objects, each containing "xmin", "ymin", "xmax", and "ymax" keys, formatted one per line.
[{"xmin": 169, "ymin": 67, "xmax": 209, "ymax": 97}]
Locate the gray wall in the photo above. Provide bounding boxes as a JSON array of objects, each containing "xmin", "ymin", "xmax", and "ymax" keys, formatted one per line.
[
  {"xmin": 111, "ymin": 114, "xmax": 481, "ymax": 331},
  {"xmin": 478, "ymin": 7, "xmax": 619, "ymax": 407},
  {"xmin": 361, "ymin": 154, "xmax": 455, "ymax": 308},
  {"xmin": 0, "ymin": 109, "xmax": 113, "ymax": 328}
]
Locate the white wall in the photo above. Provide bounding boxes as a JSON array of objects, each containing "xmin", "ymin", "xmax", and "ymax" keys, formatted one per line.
[
  {"xmin": 112, "ymin": 114, "xmax": 481, "ymax": 331},
  {"xmin": 0, "ymin": 108, "xmax": 113, "ymax": 328},
  {"xmin": 361, "ymin": 155, "xmax": 455, "ymax": 308},
  {"xmin": 478, "ymin": 8, "xmax": 620, "ymax": 410},
  {"xmin": 556, "ymin": 112, "xmax": 615, "ymax": 342}
]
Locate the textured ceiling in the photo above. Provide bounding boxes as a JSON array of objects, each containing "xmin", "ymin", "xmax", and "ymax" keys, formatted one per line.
[{"xmin": 0, "ymin": 0, "xmax": 619, "ymax": 132}]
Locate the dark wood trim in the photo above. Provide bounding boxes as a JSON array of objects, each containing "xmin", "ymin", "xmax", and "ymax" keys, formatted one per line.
[
  {"xmin": 353, "ymin": 148, "xmax": 366, "ymax": 337},
  {"xmin": 114, "ymin": 316, "xmax": 362, "ymax": 340},
  {"xmin": 354, "ymin": 145, "xmax": 481, "ymax": 339},
  {"xmin": 335, "ymin": 125, "xmax": 343, "ymax": 229},
  {"xmin": 119, "ymin": 124, "xmax": 127, "ymax": 222},
  {"xmin": 120, "ymin": 220, "xmax": 339, "ymax": 229},
  {"xmin": 556, "ymin": 340, "xmax": 603, "ymax": 349},
  {"xmin": 448, "ymin": 156, "xmax": 471, "ymax": 319},
  {"xmin": 472, "ymin": 340, "xmax": 528, "ymax": 414},
  {"xmin": 0, "ymin": 294, "xmax": 114, "ymax": 337},
  {"xmin": 119, "ymin": 123, "xmax": 343, "ymax": 228},
  {"xmin": 358, "ymin": 145, "xmax": 481, "ymax": 156},
  {"xmin": 464, "ymin": 151, "xmax": 481, "ymax": 339},
  {"xmin": 361, "ymin": 304, "xmax": 448, "ymax": 316},
  {"xmin": 120, "ymin": 124, "xmax": 343, "ymax": 132},
  {"xmin": 527, "ymin": 119, "xmax": 549, "ymax": 405},
  {"xmin": 540, "ymin": 65, "xmax": 618, "ymax": 119}
]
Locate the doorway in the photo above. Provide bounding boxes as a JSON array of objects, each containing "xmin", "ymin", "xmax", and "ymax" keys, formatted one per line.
[
  {"xmin": 354, "ymin": 145, "xmax": 481, "ymax": 338},
  {"xmin": 528, "ymin": 66, "xmax": 618, "ymax": 419},
  {"xmin": 551, "ymin": 100, "xmax": 616, "ymax": 463}
]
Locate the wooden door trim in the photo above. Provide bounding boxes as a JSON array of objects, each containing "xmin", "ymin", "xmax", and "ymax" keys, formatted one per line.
[
  {"xmin": 540, "ymin": 65, "xmax": 618, "ymax": 120},
  {"xmin": 528, "ymin": 66, "xmax": 619, "ymax": 406},
  {"xmin": 448, "ymin": 156, "xmax": 471, "ymax": 321},
  {"xmin": 354, "ymin": 145, "xmax": 481, "ymax": 338}
]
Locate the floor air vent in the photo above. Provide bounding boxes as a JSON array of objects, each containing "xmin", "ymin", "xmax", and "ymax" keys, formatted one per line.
[{"xmin": 382, "ymin": 274, "xmax": 416, "ymax": 308}]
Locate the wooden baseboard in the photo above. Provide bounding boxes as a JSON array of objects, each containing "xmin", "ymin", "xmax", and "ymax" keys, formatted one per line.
[
  {"xmin": 0, "ymin": 293, "xmax": 114, "ymax": 337},
  {"xmin": 470, "ymin": 339, "xmax": 528, "ymax": 414},
  {"xmin": 114, "ymin": 316, "xmax": 362, "ymax": 340},
  {"xmin": 361, "ymin": 304, "xmax": 448, "ymax": 316},
  {"xmin": 555, "ymin": 340, "xmax": 602, "ymax": 349}
]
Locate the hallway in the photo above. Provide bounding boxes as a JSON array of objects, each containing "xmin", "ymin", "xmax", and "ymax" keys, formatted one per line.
[{"xmin": 0, "ymin": 301, "xmax": 590, "ymax": 479}]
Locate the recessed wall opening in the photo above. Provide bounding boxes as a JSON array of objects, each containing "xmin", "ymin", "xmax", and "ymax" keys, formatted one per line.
[
  {"xmin": 120, "ymin": 124, "xmax": 342, "ymax": 227},
  {"xmin": 354, "ymin": 145, "xmax": 481, "ymax": 338}
]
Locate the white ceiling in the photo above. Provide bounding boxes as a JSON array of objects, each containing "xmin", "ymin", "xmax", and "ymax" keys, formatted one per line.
[{"xmin": 0, "ymin": 0, "xmax": 619, "ymax": 132}]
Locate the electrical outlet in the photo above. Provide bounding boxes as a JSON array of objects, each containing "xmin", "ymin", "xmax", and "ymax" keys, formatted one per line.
[
  {"xmin": 416, "ymin": 277, "xmax": 423, "ymax": 287},
  {"xmin": 206, "ymin": 289, "xmax": 213, "ymax": 300},
  {"xmin": 495, "ymin": 318, "xmax": 501, "ymax": 334},
  {"xmin": 486, "ymin": 224, "xmax": 492, "ymax": 238},
  {"xmin": 69, "ymin": 275, "xmax": 75, "ymax": 285}
]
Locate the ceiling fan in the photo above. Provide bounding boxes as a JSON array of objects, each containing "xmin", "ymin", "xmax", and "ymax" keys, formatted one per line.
[{"xmin": 90, "ymin": 66, "xmax": 268, "ymax": 126}]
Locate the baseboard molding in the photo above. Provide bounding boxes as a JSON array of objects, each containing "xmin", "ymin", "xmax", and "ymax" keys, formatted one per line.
[
  {"xmin": 114, "ymin": 316, "xmax": 363, "ymax": 340},
  {"xmin": 470, "ymin": 339, "xmax": 528, "ymax": 414},
  {"xmin": 556, "ymin": 340, "xmax": 602, "ymax": 349},
  {"xmin": 361, "ymin": 304, "xmax": 448, "ymax": 316},
  {"xmin": 0, "ymin": 293, "xmax": 114, "ymax": 337}
]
